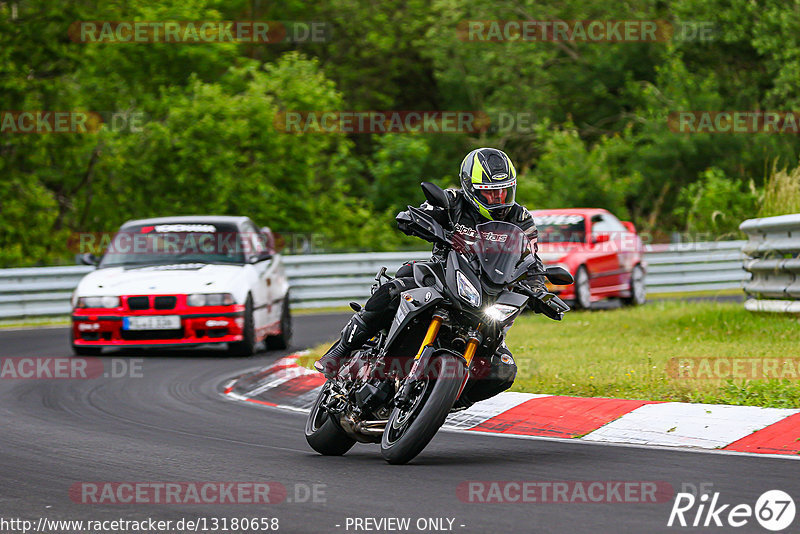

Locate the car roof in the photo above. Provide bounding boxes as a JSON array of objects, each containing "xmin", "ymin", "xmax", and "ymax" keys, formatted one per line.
[
  {"xmin": 531, "ymin": 208, "xmax": 610, "ymax": 218},
  {"xmin": 120, "ymin": 215, "xmax": 252, "ymax": 229}
]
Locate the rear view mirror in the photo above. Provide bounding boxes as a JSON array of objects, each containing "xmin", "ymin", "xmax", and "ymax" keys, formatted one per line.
[
  {"xmin": 545, "ymin": 266, "xmax": 574, "ymax": 286},
  {"xmin": 421, "ymin": 182, "xmax": 449, "ymax": 210},
  {"xmin": 592, "ymin": 234, "xmax": 611, "ymax": 244},
  {"xmin": 79, "ymin": 253, "xmax": 99, "ymax": 266}
]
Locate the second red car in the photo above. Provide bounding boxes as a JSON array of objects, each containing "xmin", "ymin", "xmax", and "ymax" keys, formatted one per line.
[{"xmin": 532, "ymin": 208, "xmax": 647, "ymax": 309}]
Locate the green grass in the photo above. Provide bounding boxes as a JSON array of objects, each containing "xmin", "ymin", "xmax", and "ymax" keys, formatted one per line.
[
  {"xmin": 301, "ymin": 301, "xmax": 800, "ymax": 408},
  {"xmin": 647, "ymin": 288, "xmax": 743, "ymax": 300},
  {"xmin": 508, "ymin": 301, "xmax": 800, "ymax": 408},
  {"xmin": 0, "ymin": 316, "xmax": 70, "ymax": 329}
]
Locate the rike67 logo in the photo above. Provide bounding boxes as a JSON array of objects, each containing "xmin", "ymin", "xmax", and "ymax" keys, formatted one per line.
[{"xmin": 668, "ymin": 490, "xmax": 795, "ymax": 531}]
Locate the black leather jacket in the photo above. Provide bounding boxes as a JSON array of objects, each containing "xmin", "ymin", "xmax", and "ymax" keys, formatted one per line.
[{"xmin": 399, "ymin": 188, "xmax": 546, "ymax": 288}]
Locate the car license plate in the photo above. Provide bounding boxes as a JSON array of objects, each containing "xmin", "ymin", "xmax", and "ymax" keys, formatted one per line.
[{"xmin": 123, "ymin": 315, "xmax": 180, "ymax": 330}]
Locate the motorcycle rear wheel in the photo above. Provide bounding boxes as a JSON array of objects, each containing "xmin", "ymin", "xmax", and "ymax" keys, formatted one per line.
[
  {"xmin": 380, "ymin": 354, "xmax": 466, "ymax": 465},
  {"xmin": 305, "ymin": 382, "xmax": 356, "ymax": 456}
]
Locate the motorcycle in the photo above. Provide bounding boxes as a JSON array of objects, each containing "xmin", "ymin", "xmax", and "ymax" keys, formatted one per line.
[{"xmin": 305, "ymin": 182, "xmax": 574, "ymax": 464}]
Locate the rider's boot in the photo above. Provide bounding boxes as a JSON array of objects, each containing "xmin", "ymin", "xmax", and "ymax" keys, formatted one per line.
[{"xmin": 314, "ymin": 310, "xmax": 379, "ymax": 378}]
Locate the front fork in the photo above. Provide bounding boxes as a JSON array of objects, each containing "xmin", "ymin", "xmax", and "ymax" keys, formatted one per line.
[{"xmin": 395, "ymin": 311, "xmax": 481, "ymax": 406}]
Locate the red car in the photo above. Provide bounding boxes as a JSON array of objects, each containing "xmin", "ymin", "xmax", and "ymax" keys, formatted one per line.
[{"xmin": 532, "ymin": 208, "xmax": 647, "ymax": 309}]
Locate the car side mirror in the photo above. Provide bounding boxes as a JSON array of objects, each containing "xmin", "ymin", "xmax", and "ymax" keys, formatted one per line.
[
  {"xmin": 421, "ymin": 182, "xmax": 449, "ymax": 210},
  {"xmin": 250, "ymin": 250, "xmax": 273, "ymax": 263},
  {"xmin": 622, "ymin": 221, "xmax": 636, "ymax": 233},
  {"xmin": 592, "ymin": 234, "xmax": 611, "ymax": 244},
  {"xmin": 79, "ymin": 253, "xmax": 99, "ymax": 266},
  {"xmin": 545, "ymin": 266, "xmax": 574, "ymax": 286}
]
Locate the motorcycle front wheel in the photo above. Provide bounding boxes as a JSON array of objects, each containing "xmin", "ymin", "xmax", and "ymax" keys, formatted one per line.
[
  {"xmin": 380, "ymin": 354, "xmax": 466, "ymax": 465},
  {"xmin": 305, "ymin": 381, "xmax": 356, "ymax": 456}
]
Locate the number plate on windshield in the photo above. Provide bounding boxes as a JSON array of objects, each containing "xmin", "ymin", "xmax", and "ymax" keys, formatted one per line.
[{"xmin": 123, "ymin": 315, "xmax": 181, "ymax": 330}]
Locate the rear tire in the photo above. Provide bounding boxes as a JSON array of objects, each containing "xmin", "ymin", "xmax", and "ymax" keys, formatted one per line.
[
  {"xmin": 228, "ymin": 296, "xmax": 256, "ymax": 357},
  {"xmin": 305, "ymin": 382, "xmax": 356, "ymax": 456},
  {"xmin": 380, "ymin": 354, "xmax": 466, "ymax": 465},
  {"xmin": 266, "ymin": 294, "xmax": 292, "ymax": 350},
  {"xmin": 573, "ymin": 266, "xmax": 592, "ymax": 310},
  {"xmin": 623, "ymin": 265, "xmax": 646, "ymax": 306}
]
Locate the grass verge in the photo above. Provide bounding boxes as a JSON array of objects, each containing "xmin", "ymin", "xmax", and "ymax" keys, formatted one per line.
[
  {"xmin": 0, "ymin": 316, "xmax": 71, "ymax": 329},
  {"xmin": 298, "ymin": 301, "xmax": 800, "ymax": 408}
]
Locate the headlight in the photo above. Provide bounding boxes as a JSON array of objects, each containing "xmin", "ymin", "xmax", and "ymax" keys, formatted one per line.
[
  {"xmin": 187, "ymin": 293, "xmax": 235, "ymax": 307},
  {"xmin": 484, "ymin": 304, "xmax": 519, "ymax": 322},
  {"xmin": 76, "ymin": 296, "xmax": 120, "ymax": 308},
  {"xmin": 456, "ymin": 271, "xmax": 481, "ymax": 307}
]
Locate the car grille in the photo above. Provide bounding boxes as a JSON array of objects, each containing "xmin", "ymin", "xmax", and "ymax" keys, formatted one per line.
[
  {"xmin": 154, "ymin": 296, "xmax": 177, "ymax": 310},
  {"xmin": 127, "ymin": 296, "xmax": 150, "ymax": 310},
  {"xmin": 126, "ymin": 295, "xmax": 178, "ymax": 311}
]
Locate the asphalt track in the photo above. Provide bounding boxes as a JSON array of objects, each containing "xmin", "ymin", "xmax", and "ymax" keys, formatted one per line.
[{"xmin": 1, "ymin": 313, "xmax": 798, "ymax": 534}]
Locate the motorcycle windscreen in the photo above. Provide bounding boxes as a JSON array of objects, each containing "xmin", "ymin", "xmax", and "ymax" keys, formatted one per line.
[{"xmin": 470, "ymin": 221, "xmax": 531, "ymax": 285}]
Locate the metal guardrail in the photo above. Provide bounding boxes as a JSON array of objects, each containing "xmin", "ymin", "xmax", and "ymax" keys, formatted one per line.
[
  {"xmin": 740, "ymin": 213, "xmax": 800, "ymax": 313},
  {"xmin": 0, "ymin": 243, "xmax": 748, "ymax": 318}
]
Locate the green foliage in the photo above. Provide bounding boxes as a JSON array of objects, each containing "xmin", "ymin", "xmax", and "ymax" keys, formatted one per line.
[
  {"xmin": 673, "ymin": 167, "xmax": 759, "ymax": 235},
  {"xmin": 761, "ymin": 162, "xmax": 800, "ymax": 218},
  {"xmin": 4, "ymin": 0, "xmax": 800, "ymax": 266},
  {"xmin": 526, "ymin": 122, "xmax": 642, "ymax": 218}
]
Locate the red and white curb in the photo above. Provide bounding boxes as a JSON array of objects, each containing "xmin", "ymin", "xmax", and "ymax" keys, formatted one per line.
[{"xmin": 221, "ymin": 353, "xmax": 800, "ymax": 457}]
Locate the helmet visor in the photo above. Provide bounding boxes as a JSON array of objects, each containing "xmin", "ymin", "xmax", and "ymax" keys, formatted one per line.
[{"xmin": 473, "ymin": 181, "xmax": 516, "ymax": 209}]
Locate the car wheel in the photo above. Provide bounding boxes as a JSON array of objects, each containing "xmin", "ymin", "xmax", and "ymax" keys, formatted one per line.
[
  {"xmin": 228, "ymin": 295, "xmax": 256, "ymax": 357},
  {"xmin": 574, "ymin": 266, "xmax": 592, "ymax": 310},
  {"xmin": 266, "ymin": 294, "xmax": 292, "ymax": 350},
  {"xmin": 623, "ymin": 265, "xmax": 647, "ymax": 306}
]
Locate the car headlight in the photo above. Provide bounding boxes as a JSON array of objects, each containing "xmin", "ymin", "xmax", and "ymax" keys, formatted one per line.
[
  {"xmin": 484, "ymin": 304, "xmax": 519, "ymax": 322},
  {"xmin": 187, "ymin": 293, "xmax": 235, "ymax": 307},
  {"xmin": 456, "ymin": 271, "xmax": 481, "ymax": 307},
  {"xmin": 76, "ymin": 296, "xmax": 120, "ymax": 308}
]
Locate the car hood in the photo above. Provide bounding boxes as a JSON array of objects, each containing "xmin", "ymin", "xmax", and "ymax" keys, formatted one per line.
[
  {"xmin": 76, "ymin": 263, "xmax": 243, "ymax": 296},
  {"xmin": 537, "ymin": 243, "xmax": 583, "ymax": 264}
]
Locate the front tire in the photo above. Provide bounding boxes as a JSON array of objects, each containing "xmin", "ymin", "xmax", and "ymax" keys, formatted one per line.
[
  {"xmin": 623, "ymin": 265, "xmax": 646, "ymax": 306},
  {"xmin": 380, "ymin": 354, "xmax": 466, "ymax": 465},
  {"xmin": 305, "ymin": 382, "xmax": 356, "ymax": 456},
  {"xmin": 573, "ymin": 266, "xmax": 592, "ymax": 310},
  {"xmin": 228, "ymin": 295, "xmax": 256, "ymax": 357}
]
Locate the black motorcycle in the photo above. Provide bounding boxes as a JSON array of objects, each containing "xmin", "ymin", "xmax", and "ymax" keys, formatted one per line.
[{"xmin": 305, "ymin": 182, "xmax": 573, "ymax": 464}]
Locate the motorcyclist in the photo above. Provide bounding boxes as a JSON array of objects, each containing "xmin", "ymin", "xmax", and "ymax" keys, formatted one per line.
[{"xmin": 314, "ymin": 147, "xmax": 546, "ymax": 408}]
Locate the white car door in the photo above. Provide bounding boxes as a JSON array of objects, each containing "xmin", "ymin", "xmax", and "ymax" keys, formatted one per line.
[{"xmin": 242, "ymin": 223, "xmax": 272, "ymax": 336}]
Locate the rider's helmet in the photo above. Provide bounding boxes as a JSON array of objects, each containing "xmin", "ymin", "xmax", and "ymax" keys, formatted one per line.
[{"xmin": 459, "ymin": 147, "xmax": 517, "ymax": 220}]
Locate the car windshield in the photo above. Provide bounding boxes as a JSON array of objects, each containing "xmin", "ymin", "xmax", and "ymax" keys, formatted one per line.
[
  {"xmin": 535, "ymin": 214, "xmax": 587, "ymax": 244},
  {"xmin": 99, "ymin": 222, "xmax": 246, "ymax": 267},
  {"xmin": 469, "ymin": 221, "xmax": 531, "ymax": 285}
]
